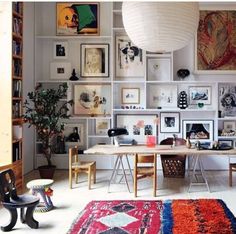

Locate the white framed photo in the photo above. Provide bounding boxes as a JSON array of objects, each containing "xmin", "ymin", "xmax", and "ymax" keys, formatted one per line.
[
  {"xmin": 53, "ymin": 41, "xmax": 68, "ymax": 59},
  {"xmin": 95, "ymin": 119, "xmax": 110, "ymax": 135},
  {"xmin": 116, "ymin": 35, "xmax": 144, "ymax": 77},
  {"xmin": 223, "ymin": 121, "xmax": 236, "ymax": 132},
  {"xmin": 160, "ymin": 112, "xmax": 180, "ymax": 133},
  {"xmin": 121, "ymin": 88, "xmax": 140, "ymax": 104},
  {"xmin": 50, "ymin": 62, "xmax": 71, "ymax": 79},
  {"xmin": 189, "ymin": 86, "xmax": 211, "ymax": 105},
  {"xmin": 64, "ymin": 123, "xmax": 84, "ymax": 146}
]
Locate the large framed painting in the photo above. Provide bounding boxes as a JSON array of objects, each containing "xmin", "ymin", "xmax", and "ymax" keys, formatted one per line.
[
  {"xmin": 74, "ymin": 84, "xmax": 111, "ymax": 116},
  {"xmin": 182, "ymin": 120, "xmax": 214, "ymax": 142},
  {"xmin": 196, "ymin": 10, "xmax": 236, "ymax": 73},
  {"xmin": 80, "ymin": 43, "xmax": 109, "ymax": 78},
  {"xmin": 116, "ymin": 114, "xmax": 158, "ymax": 144},
  {"xmin": 219, "ymin": 84, "xmax": 236, "ymax": 117},
  {"xmin": 56, "ymin": 3, "xmax": 99, "ymax": 36},
  {"xmin": 116, "ymin": 36, "xmax": 144, "ymax": 77}
]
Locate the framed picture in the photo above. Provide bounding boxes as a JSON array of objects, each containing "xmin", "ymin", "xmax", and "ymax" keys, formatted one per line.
[
  {"xmin": 218, "ymin": 140, "xmax": 233, "ymax": 148},
  {"xmin": 56, "ymin": 3, "xmax": 99, "ymax": 36},
  {"xmin": 223, "ymin": 121, "xmax": 236, "ymax": 132},
  {"xmin": 148, "ymin": 85, "xmax": 177, "ymax": 108},
  {"xmin": 147, "ymin": 57, "xmax": 171, "ymax": 81},
  {"xmin": 64, "ymin": 123, "xmax": 84, "ymax": 146},
  {"xmin": 95, "ymin": 119, "xmax": 110, "ymax": 135},
  {"xmin": 74, "ymin": 84, "xmax": 111, "ymax": 116},
  {"xmin": 116, "ymin": 114, "xmax": 158, "ymax": 144},
  {"xmin": 50, "ymin": 62, "xmax": 71, "ymax": 79},
  {"xmin": 121, "ymin": 88, "xmax": 140, "ymax": 104},
  {"xmin": 160, "ymin": 112, "xmax": 180, "ymax": 133},
  {"xmin": 53, "ymin": 41, "xmax": 68, "ymax": 59},
  {"xmin": 116, "ymin": 35, "xmax": 144, "ymax": 77},
  {"xmin": 189, "ymin": 86, "xmax": 211, "ymax": 105},
  {"xmin": 219, "ymin": 84, "xmax": 236, "ymax": 117},
  {"xmin": 80, "ymin": 43, "xmax": 109, "ymax": 78},
  {"xmin": 195, "ymin": 10, "xmax": 236, "ymax": 74},
  {"xmin": 182, "ymin": 120, "xmax": 214, "ymax": 142}
]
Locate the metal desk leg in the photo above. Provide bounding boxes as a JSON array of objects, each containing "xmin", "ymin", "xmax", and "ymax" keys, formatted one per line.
[
  {"xmin": 108, "ymin": 155, "xmax": 120, "ymax": 193},
  {"xmin": 125, "ymin": 155, "xmax": 134, "ymax": 182}
]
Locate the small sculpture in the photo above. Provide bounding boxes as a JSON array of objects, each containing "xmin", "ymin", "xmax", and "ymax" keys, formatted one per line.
[
  {"xmin": 178, "ymin": 91, "xmax": 188, "ymax": 109},
  {"xmin": 69, "ymin": 69, "xmax": 79, "ymax": 81},
  {"xmin": 177, "ymin": 69, "xmax": 190, "ymax": 80}
]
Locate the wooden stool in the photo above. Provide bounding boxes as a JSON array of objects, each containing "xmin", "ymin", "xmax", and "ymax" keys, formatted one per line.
[{"xmin": 229, "ymin": 163, "xmax": 236, "ymax": 187}]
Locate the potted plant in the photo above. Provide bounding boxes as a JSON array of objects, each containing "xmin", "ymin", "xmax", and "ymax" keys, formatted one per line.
[{"xmin": 23, "ymin": 83, "xmax": 73, "ymax": 179}]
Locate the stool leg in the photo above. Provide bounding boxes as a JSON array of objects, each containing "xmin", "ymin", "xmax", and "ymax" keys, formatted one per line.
[
  {"xmin": 1, "ymin": 207, "xmax": 17, "ymax": 232},
  {"xmin": 25, "ymin": 205, "xmax": 39, "ymax": 229},
  {"xmin": 229, "ymin": 165, "xmax": 232, "ymax": 187},
  {"xmin": 88, "ymin": 166, "xmax": 92, "ymax": 189},
  {"xmin": 93, "ymin": 163, "xmax": 96, "ymax": 184},
  {"xmin": 20, "ymin": 207, "xmax": 25, "ymax": 223}
]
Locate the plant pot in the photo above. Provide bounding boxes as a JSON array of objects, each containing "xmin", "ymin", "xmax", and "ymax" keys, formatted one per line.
[{"xmin": 38, "ymin": 165, "xmax": 56, "ymax": 179}]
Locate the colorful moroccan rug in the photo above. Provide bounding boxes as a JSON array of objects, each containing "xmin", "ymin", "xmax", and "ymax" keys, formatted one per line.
[{"xmin": 68, "ymin": 199, "xmax": 236, "ymax": 234}]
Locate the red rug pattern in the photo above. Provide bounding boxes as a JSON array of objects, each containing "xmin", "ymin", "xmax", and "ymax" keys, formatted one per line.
[{"xmin": 67, "ymin": 199, "xmax": 236, "ymax": 234}]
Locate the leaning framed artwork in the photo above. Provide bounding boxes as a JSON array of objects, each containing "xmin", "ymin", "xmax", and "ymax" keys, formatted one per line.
[
  {"xmin": 189, "ymin": 86, "xmax": 211, "ymax": 105},
  {"xmin": 95, "ymin": 119, "xmax": 110, "ymax": 135},
  {"xmin": 121, "ymin": 88, "xmax": 140, "ymax": 104},
  {"xmin": 64, "ymin": 123, "xmax": 84, "ymax": 146},
  {"xmin": 160, "ymin": 112, "xmax": 180, "ymax": 133},
  {"xmin": 116, "ymin": 35, "xmax": 144, "ymax": 77},
  {"xmin": 56, "ymin": 3, "xmax": 99, "ymax": 36},
  {"xmin": 80, "ymin": 43, "xmax": 109, "ymax": 78},
  {"xmin": 195, "ymin": 10, "xmax": 236, "ymax": 74},
  {"xmin": 50, "ymin": 62, "xmax": 71, "ymax": 79},
  {"xmin": 182, "ymin": 119, "xmax": 214, "ymax": 142},
  {"xmin": 74, "ymin": 84, "xmax": 111, "ymax": 116}
]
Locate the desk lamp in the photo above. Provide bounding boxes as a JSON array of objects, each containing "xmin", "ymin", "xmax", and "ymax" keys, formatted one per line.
[{"xmin": 107, "ymin": 128, "xmax": 128, "ymax": 147}]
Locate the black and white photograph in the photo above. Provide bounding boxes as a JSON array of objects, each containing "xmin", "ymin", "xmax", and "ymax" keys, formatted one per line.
[
  {"xmin": 53, "ymin": 41, "xmax": 68, "ymax": 59},
  {"xmin": 144, "ymin": 125, "xmax": 153, "ymax": 135},
  {"xmin": 133, "ymin": 125, "xmax": 140, "ymax": 135},
  {"xmin": 160, "ymin": 112, "xmax": 180, "ymax": 133},
  {"xmin": 189, "ymin": 86, "xmax": 211, "ymax": 105},
  {"xmin": 50, "ymin": 62, "xmax": 71, "ymax": 79}
]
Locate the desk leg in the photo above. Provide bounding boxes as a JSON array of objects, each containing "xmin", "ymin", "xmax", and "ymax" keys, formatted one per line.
[
  {"xmin": 108, "ymin": 155, "xmax": 120, "ymax": 193},
  {"xmin": 188, "ymin": 155, "xmax": 210, "ymax": 193},
  {"xmin": 126, "ymin": 155, "xmax": 134, "ymax": 182}
]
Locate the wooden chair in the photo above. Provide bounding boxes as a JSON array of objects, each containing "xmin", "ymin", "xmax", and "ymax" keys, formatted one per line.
[
  {"xmin": 0, "ymin": 169, "xmax": 39, "ymax": 231},
  {"xmin": 134, "ymin": 153, "xmax": 157, "ymax": 197},
  {"xmin": 69, "ymin": 146, "xmax": 96, "ymax": 189},
  {"xmin": 229, "ymin": 163, "xmax": 236, "ymax": 187}
]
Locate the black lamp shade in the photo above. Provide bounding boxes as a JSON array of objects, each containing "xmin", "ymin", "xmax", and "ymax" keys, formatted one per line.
[{"xmin": 107, "ymin": 128, "xmax": 128, "ymax": 137}]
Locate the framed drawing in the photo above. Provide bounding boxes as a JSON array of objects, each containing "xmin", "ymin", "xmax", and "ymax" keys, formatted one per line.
[
  {"xmin": 53, "ymin": 41, "xmax": 68, "ymax": 59},
  {"xmin": 189, "ymin": 86, "xmax": 211, "ymax": 105},
  {"xmin": 219, "ymin": 84, "xmax": 236, "ymax": 117},
  {"xmin": 121, "ymin": 88, "xmax": 140, "ymax": 104},
  {"xmin": 56, "ymin": 3, "xmax": 99, "ymax": 36},
  {"xmin": 116, "ymin": 35, "xmax": 144, "ymax": 77},
  {"xmin": 80, "ymin": 43, "xmax": 109, "ymax": 78},
  {"xmin": 95, "ymin": 119, "xmax": 110, "ymax": 135},
  {"xmin": 147, "ymin": 57, "xmax": 171, "ymax": 81},
  {"xmin": 196, "ymin": 10, "xmax": 236, "ymax": 73},
  {"xmin": 218, "ymin": 140, "xmax": 233, "ymax": 148},
  {"xmin": 148, "ymin": 85, "xmax": 177, "ymax": 108},
  {"xmin": 160, "ymin": 112, "xmax": 180, "ymax": 133},
  {"xmin": 64, "ymin": 123, "xmax": 84, "ymax": 146},
  {"xmin": 50, "ymin": 62, "xmax": 71, "ymax": 79},
  {"xmin": 223, "ymin": 121, "xmax": 236, "ymax": 132},
  {"xmin": 74, "ymin": 84, "xmax": 111, "ymax": 116},
  {"xmin": 116, "ymin": 114, "xmax": 158, "ymax": 144},
  {"xmin": 182, "ymin": 120, "xmax": 214, "ymax": 142}
]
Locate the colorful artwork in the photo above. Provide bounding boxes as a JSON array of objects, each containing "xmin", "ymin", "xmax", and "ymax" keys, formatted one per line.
[
  {"xmin": 56, "ymin": 3, "xmax": 99, "ymax": 35},
  {"xmin": 197, "ymin": 11, "xmax": 236, "ymax": 71}
]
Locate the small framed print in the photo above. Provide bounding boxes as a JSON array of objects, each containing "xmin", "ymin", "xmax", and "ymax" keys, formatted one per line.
[
  {"xmin": 80, "ymin": 43, "xmax": 109, "ymax": 78},
  {"xmin": 64, "ymin": 123, "xmax": 84, "ymax": 146},
  {"xmin": 223, "ymin": 121, "xmax": 236, "ymax": 132},
  {"xmin": 50, "ymin": 62, "xmax": 71, "ymax": 79},
  {"xmin": 95, "ymin": 119, "xmax": 110, "ymax": 135},
  {"xmin": 160, "ymin": 112, "xmax": 180, "ymax": 133},
  {"xmin": 218, "ymin": 140, "xmax": 233, "ymax": 149},
  {"xmin": 189, "ymin": 86, "xmax": 211, "ymax": 105},
  {"xmin": 53, "ymin": 41, "xmax": 68, "ymax": 59},
  {"xmin": 122, "ymin": 88, "xmax": 140, "ymax": 104}
]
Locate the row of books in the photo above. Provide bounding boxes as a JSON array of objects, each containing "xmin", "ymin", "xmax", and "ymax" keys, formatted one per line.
[
  {"xmin": 13, "ymin": 17, "xmax": 23, "ymax": 35},
  {"xmin": 13, "ymin": 80, "xmax": 22, "ymax": 97},
  {"xmin": 13, "ymin": 40, "xmax": 22, "ymax": 56},
  {"xmin": 13, "ymin": 59, "xmax": 22, "ymax": 77},
  {"xmin": 12, "ymin": 2, "xmax": 23, "ymax": 15},
  {"xmin": 13, "ymin": 142, "xmax": 22, "ymax": 162},
  {"xmin": 12, "ymin": 101, "xmax": 21, "ymax": 118}
]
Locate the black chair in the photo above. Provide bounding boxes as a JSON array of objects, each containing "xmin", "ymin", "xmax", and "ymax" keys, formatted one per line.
[{"xmin": 0, "ymin": 169, "xmax": 39, "ymax": 231}]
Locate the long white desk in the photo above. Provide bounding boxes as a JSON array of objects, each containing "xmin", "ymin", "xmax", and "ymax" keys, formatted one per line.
[{"xmin": 84, "ymin": 145, "xmax": 236, "ymax": 193}]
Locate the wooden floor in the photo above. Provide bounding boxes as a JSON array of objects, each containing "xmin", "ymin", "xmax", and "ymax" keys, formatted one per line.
[{"xmin": 0, "ymin": 169, "xmax": 236, "ymax": 233}]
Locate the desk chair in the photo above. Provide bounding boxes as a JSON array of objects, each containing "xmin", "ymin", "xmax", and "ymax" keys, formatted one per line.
[
  {"xmin": 134, "ymin": 153, "xmax": 157, "ymax": 197},
  {"xmin": 229, "ymin": 163, "xmax": 236, "ymax": 187},
  {"xmin": 69, "ymin": 146, "xmax": 96, "ymax": 189},
  {"xmin": 0, "ymin": 169, "xmax": 39, "ymax": 232}
]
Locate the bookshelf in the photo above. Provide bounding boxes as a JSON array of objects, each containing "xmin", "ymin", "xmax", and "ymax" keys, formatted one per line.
[{"xmin": 0, "ymin": 2, "xmax": 23, "ymax": 190}]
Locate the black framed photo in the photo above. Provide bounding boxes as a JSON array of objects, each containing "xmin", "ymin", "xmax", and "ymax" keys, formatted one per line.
[
  {"xmin": 160, "ymin": 112, "xmax": 180, "ymax": 133},
  {"xmin": 53, "ymin": 41, "xmax": 68, "ymax": 59}
]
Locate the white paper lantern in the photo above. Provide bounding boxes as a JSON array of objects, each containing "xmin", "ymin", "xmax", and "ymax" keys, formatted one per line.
[{"xmin": 122, "ymin": 2, "xmax": 199, "ymax": 52}]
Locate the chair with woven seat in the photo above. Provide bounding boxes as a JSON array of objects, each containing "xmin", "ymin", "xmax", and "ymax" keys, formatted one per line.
[
  {"xmin": 134, "ymin": 153, "xmax": 157, "ymax": 197},
  {"xmin": 229, "ymin": 163, "xmax": 236, "ymax": 186},
  {"xmin": 69, "ymin": 146, "xmax": 96, "ymax": 189},
  {"xmin": 0, "ymin": 169, "xmax": 39, "ymax": 232}
]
